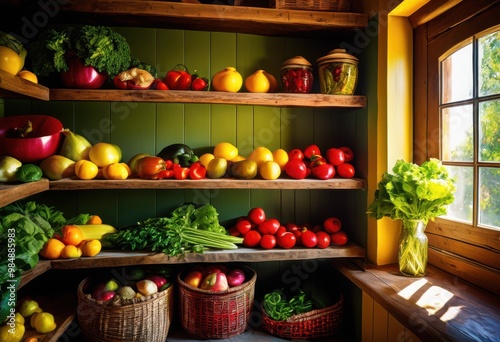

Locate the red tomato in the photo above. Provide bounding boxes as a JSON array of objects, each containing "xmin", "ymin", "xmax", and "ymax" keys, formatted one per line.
[
  {"xmin": 303, "ymin": 144, "xmax": 321, "ymax": 159},
  {"xmin": 325, "ymin": 148, "xmax": 345, "ymax": 166},
  {"xmin": 276, "ymin": 225, "xmax": 287, "ymax": 237},
  {"xmin": 260, "ymin": 234, "xmax": 277, "ymax": 249},
  {"xmin": 300, "ymin": 230, "xmax": 317, "ymax": 248},
  {"xmin": 164, "ymin": 159, "xmax": 174, "ymax": 169},
  {"xmin": 235, "ymin": 219, "xmax": 252, "ymax": 235},
  {"xmin": 257, "ymin": 218, "xmax": 280, "ymax": 235},
  {"xmin": 284, "ymin": 159, "xmax": 308, "ymax": 179},
  {"xmin": 330, "ymin": 231, "xmax": 348, "ymax": 246},
  {"xmin": 191, "ymin": 76, "xmax": 209, "ymax": 91},
  {"xmin": 310, "ymin": 164, "xmax": 335, "ymax": 180},
  {"xmin": 288, "ymin": 149, "xmax": 304, "ymax": 160},
  {"xmin": 312, "ymin": 224, "xmax": 323, "ymax": 233},
  {"xmin": 337, "ymin": 163, "xmax": 355, "ymax": 178},
  {"xmin": 189, "ymin": 162, "xmax": 206, "ymax": 179},
  {"xmin": 308, "ymin": 155, "xmax": 327, "ymax": 168},
  {"xmin": 316, "ymin": 231, "xmax": 331, "ymax": 249},
  {"xmin": 243, "ymin": 230, "xmax": 262, "ymax": 248},
  {"xmin": 228, "ymin": 226, "xmax": 240, "ymax": 237},
  {"xmin": 248, "ymin": 207, "xmax": 266, "ymax": 225},
  {"xmin": 323, "ymin": 217, "xmax": 342, "ymax": 234},
  {"xmin": 151, "ymin": 78, "xmax": 169, "ymax": 90},
  {"xmin": 276, "ymin": 232, "xmax": 296, "ymax": 249},
  {"xmin": 165, "ymin": 64, "xmax": 192, "ymax": 90},
  {"xmin": 339, "ymin": 146, "xmax": 354, "ymax": 162},
  {"xmin": 136, "ymin": 156, "xmax": 166, "ymax": 179},
  {"xmin": 113, "ymin": 75, "xmax": 127, "ymax": 90}
]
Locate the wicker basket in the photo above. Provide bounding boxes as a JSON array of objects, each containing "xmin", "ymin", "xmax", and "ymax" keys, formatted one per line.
[
  {"xmin": 262, "ymin": 294, "xmax": 343, "ymax": 339},
  {"xmin": 77, "ymin": 278, "xmax": 174, "ymax": 342},
  {"xmin": 177, "ymin": 265, "xmax": 256, "ymax": 339},
  {"xmin": 270, "ymin": 0, "xmax": 351, "ymax": 11}
]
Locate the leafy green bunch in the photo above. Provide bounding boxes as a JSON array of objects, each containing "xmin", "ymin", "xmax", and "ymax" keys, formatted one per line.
[
  {"xmin": 29, "ymin": 25, "xmax": 131, "ymax": 77},
  {"xmin": 367, "ymin": 159, "xmax": 456, "ymax": 224}
]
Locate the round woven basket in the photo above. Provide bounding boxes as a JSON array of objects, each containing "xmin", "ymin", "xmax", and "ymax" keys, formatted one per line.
[
  {"xmin": 77, "ymin": 277, "xmax": 174, "ymax": 342},
  {"xmin": 177, "ymin": 265, "xmax": 256, "ymax": 339},
  {"xmin": 262, "ymin": 294, "xmax": 343, "ymax": 339}
]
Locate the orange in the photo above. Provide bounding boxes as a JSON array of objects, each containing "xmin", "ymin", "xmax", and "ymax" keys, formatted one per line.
[
  {"xmin": 18, "ymin": 70, "xmax": 38, "ymax": 83},
  {"xmin": 75, "ymin": 159, "xmax": 98, "ymax": 180},
  {"xmin": 39, "ymin": 238, "xmax": 65, "ymax": 259},
  {"xmin": 60, "ymin": 245, "xmax": 82, "ymax": 259},
  {"xmin": 102, "ymin": 162, "xmax": 129, "ymax": 180},
  {"xmin": 60, "ymin": 225, "xmax": 84, "ymax": 246},
  {"xmin": 79, "ymin": 239, "xmax": 102, "ymax": 257},
  {"xmin": 87, "ymin": 215, "xmax": 102, "ymax": 225}
]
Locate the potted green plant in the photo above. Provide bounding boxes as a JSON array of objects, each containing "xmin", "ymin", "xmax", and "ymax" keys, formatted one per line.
[
  {"xmin": 367, "ymin": 158, "xmax": 456, "ymax": 277},
  {"xmin": 28, "ymin": 25, "xmax": 131, "ymax": 88}
]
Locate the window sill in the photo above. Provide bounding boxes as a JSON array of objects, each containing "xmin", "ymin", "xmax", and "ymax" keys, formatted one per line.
[{"xmin": 332, "ymin": 260, "xmax": 500, "ymax": 342}]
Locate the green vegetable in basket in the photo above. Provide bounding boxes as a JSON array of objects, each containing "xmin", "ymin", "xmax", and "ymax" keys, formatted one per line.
[{"xmin": 263, "ymin": 289, "xmax": 313, "ymax": 321}]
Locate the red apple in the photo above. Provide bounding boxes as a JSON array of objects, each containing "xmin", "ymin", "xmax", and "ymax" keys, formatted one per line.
[
  {"xmin": 325, "ymin": 148, "xmax": 345, "ymax": 166},
  {"xmin": 200, "ymin": 272, "xmax": 229, "ymax": 291},
  {"xmin": 205, "ymin": 264, "xmax": 229, "ymax": 275},
  {"xmin": 145, "ymin": 274, "xmax": 168, "ymax": 289},
  {"xmin": 184, "ymin": 270, "xmax": 204, "ymax": 288},
  {"xmin": 91, "ymin": 283, "xmax": 106, "ymax": 299},
  {"xmin": 96, "ymin": 290, "xmax": 116, "ymax": 301},
  {"xmin": 226, "ymin": 268, "xmax": 246, "ymax": 287},
  {"xmin": 339, "ymin": 146, "xmax": 354, "ymax": 162}
]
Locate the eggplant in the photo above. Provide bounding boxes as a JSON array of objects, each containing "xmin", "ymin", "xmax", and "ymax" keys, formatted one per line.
[{"xmin": 157, "ymin": 143, "xmax": 198, "ymax": 166}]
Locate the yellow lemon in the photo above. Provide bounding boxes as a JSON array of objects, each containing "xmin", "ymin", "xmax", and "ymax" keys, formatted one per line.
[
  {"xmin": 31, "ymin": 312, "xmax": 57, "ymax": 334},
  {"xmin": 17, "ymin": 70, "xmax": 38, "ymax": 83},
  {"xmin": 89, "ymin": 142, "xmax": 121, "ymax": 167},
  {"xmin": 211, "ymin": 67, "xmax": 243, "ymax": 92},
  {"xmin": 0, "ymin": 46, "xmax": 23, "ymax": 75},
  {"xmin": 102, "ymin": 162, "xmax": 129, "ymax": 180},
  {"xmin": 247, "ymin": 146, "xmax": 274, "ymax": 168},
  {"xmin": 0, "ymin": 323, "xmax": 25, "ymax": 342},
  {"xmin": 75, "ymin": 160, "xmax": 99, "ymax": 180},
  {"xmin": 199, "ymin": 153, "xmax": 215, "ymax": 168},
  {"xmin": 60, "ymin": 244, "xmax": 82, "ymax": 259},
  {"xmin": 213, "ymin": 142, "xmax": 238, "ymax": 161},
  {"xmin": 259, "ymin": 161, "xmax": 281, "ymax": 180}
]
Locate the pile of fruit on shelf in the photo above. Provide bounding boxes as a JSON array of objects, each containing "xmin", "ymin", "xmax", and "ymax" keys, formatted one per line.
[
  {"xmin": 229, "ymin": 207, "xmax": 348, "ymax": 249},
  {"xmin": 0, "ymin": 31, "xmax": 39, "ymax": 84},
  {"xmin": 182, "ymin": 264, "xmax": 247, "ymax": 292},
  {"xmin": 0, "ymin": 298, "xmax": 57, "ymax": 342},
  {"xmin": 38, "ymin": 216, "xmax": 116, "ymax": 260}
]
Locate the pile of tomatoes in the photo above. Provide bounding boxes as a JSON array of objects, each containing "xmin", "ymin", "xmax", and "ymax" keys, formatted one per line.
[
  {"xmin": 284, "ymin": 144, "xmax": 356, "ymax": 180},
  {"xmin": 228, "ymin": 207, "xmax": 349, "ymax": 250}
]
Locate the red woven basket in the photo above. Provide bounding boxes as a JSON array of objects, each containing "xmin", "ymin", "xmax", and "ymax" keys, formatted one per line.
[
  {"xmin": 262, "ymin": 294, "xmax": 343, "ymax": 339},
  {"xmin": 177, "ymin": 265, "xmax": 256, "ymax": 339}
]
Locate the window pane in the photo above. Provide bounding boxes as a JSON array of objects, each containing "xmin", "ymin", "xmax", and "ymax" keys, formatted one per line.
[
  {"xmin": 479, "ymin": 167, "xmax": 500, "ymax": 229},
  {"xmin": 479, "ymin": 99, "xmax": 500, "ymax": 162},
  {"xmin": 444, "ymin": 165, "xmax": 473, "ymax": 223},
  {"xmin": 441, "ymin": 43, "xmax": 473, "ymax": 103},
  {"xmin": 441, "ymin": 105, "xmax": 473, "ymax": 162},
  {"xmin": 478, "ymin": 30, "xmax": 500, "ymax": 97}
]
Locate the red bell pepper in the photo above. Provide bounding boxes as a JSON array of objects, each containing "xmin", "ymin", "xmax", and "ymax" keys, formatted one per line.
[
  {"xmin": 165, "ymin": 64, "xmax": 192, "ymax": 90},
  {"xmin": 189, "ymin": 162, "xmax": 207, "ymax": 179},
  {"xmin": 172, "ymin": 163, "xmax": 189, "ymax": 180}
]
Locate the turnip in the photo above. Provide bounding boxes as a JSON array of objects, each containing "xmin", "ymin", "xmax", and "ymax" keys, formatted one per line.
[{"xmin": 226, "ymin": 268, "xmax": 246, "ymax": 287}]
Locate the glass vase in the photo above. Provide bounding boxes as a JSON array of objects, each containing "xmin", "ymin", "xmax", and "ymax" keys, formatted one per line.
[{"xmin": 398, "ymin": 219, "xmax": 428, "ymax": 277}]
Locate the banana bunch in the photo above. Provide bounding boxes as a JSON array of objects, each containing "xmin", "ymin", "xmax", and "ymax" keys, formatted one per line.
[{"xmin": 0, "ymin": 31, "xmax": 27, "ymax": 62}]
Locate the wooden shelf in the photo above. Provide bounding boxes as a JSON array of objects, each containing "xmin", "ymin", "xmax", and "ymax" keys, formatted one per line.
[
  {"xmin": 49, "ymin": 243, "xmax": 365, "ymax": 269},
  {"xmin": 49, "ymin": 89, "xmax": 367, "ymax": 107},
  {"xmin": 0, "ymin": 179, "xmax": 49, "ymax": 207},
  {"xmin": 0, "ymin": 69, "xmax": 49, "ymax": 101},
  {"xmin": 52, "ymin": 0, "xmax": 368, "ymax": 37},
  {"xmin": 48, "ymin": 177, "xmax": 366, "ymax": 191}
]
